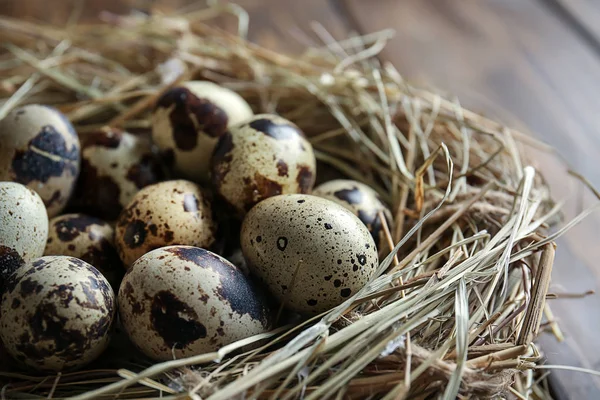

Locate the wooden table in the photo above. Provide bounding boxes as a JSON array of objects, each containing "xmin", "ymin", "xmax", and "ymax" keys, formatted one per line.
[{"xmin": 2, "ymin": 0, "xmax": 600, "ymax": 397}]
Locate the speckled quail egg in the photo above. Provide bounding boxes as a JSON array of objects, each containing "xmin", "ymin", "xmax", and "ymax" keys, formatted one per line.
[
  {"xmin": 0, "ymin": 182, "xmax": 48, "ymax": 288},
  {"xmin": 44, "ymin": 213, "xmax": 123, "ymax": 290},
  {"xmin": 313, "ymin": 180, "xmax": 393, "ymax": 253},
  {"xmin": 0, "ymin": 104, "xmax": 80, "ymax": 217},
  {"xmin": 0, "ymin": 256, "xmax": 115, "ymax": 372},
  {"xmin": 241, "ymin": 194, "xmax": 378, "ymax": 314},
  {"xmin": 152, "ymin": 81, "xmax": 253, "ymax": 183},
  {"xmin": 118, "ymin": 245, "xmax": 272, "ymax": 360},
  {"xmin": 211, "ymin": 114, "xmax": 316, "ymax": 216},
  {"xmin": 115, "ymin": 180, "xmax": 217, "ymax": 267},
  {"xmin": 72, "ymin": 127, "xmax": 165, "ymax": 220}
]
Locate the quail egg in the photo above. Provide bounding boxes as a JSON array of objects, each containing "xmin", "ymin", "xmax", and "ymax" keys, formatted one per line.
[
  {"xmin": 211, "ymin": 114, "xmax": 316, "ymax": 216},
  {"xmin": 115, "ymin": 180, "xmax": 217, "ymax": 267},
  {"xmin": 118, "ymin": 245, "xmax": 272, "ymax": 360},
  {"xmin": 0, "ymin": 104, "xmax": 80, "ymax": 217},
  {"xmin": 313, "ymin": 180, "xmax": 393, "ymax": 252},
  {"xmin": 0, "ymin": 256, "xmax": 115, "ymax": 372},
  {"xmin": 0, "ymin": 182, "xmax": 48, "ymax": 288},
  {"xmin": 44, "ymin": 213, "xmax": 124, "ymax": 290},
  {"xmin": 72, "ymin": 127, "xmax": 165, "ymax": 220},
  {"xmin": 152, "ymin": 81, "xmax": 253, "ymax": 182},
  {"xmin": 241, "ymin": 194, "xmax": 378, "ymax": 314}
]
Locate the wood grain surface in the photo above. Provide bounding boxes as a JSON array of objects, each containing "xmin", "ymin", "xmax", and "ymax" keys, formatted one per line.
[
  {"xmin": 549, "ymin": 0, "xmax": 600, "ymax": 47},
  {"xmin": 2, "ymin": 0, "xmax": 600, "ymax": 398}
]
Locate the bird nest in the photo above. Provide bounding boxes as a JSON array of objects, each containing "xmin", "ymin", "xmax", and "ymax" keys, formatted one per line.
[{"xmin": 0, "ymin": 3, "xmax": 589, "ymax": 399}]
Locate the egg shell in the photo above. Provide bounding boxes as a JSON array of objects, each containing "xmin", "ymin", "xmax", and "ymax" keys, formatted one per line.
[
  {"xmin": 0, "ymin": 104, "xmax": 80, "ymax": 217},
  {"xmin": 211, "ymin": 114, "xmax": 316, "ymax": 216},
  {"xmin": 152, "ymin": 81, "xmax": 253, "ymax": 182},
  {"xmin": 73, "ymin": 128, "xmax": 165, "ymax": 220},
  {"xmin": 115, "ymin": 180, "xmax": 217, "ymax": 267},
  {"xmin": 118, "ymin": 245, "xmax": 272, "ymax": 361},
  {"xmin": 0, "ymin": 256, "xmax": 115, "ymax": 372},
  {"xmin": 0, "ymin": 182, "xmax": 48, "ymax": 287},
  {"xmin": 241, "ymin": 194, "xmax": 378, "ymax": 314},
  {"xmin": 44, "ymin": 213, "xmax": 124, "ymax": 290},
  {"xmin": 313, "ymin": 180, "xmax": 393, "ymax": 252}
]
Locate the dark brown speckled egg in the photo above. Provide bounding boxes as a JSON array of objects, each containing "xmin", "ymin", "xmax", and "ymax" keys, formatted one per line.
[
  {"xmin": 44, "ymin": 213, "xmax": 123, "ymax": 290},
  {"xmin": 0, "ymin": 104, "xmax": 80, "ymax": 217},
  {"xmin": 115, "ymin": 180, "xmax": 217, "ymax": 267},
  {"xmin": 211, "ymin": 114, "xmax": 316, "ymax": 216},
  {"xmin": 73, "ymin": 127, "xmax": 165, "ymax": 221},
  {"xmin": 118, "ymin": 245, "xmax": 272, "ymax": 361},
  {"xmin": 241, "ymin": 194, "xmax": 378, "ymax": 315},
  {"xmin": 0, "ymin": 256, "xmax": 115, "ymax": 372},
  {"xmin": 313, "ymin": 180, "xmax": 393, "ymax": 253},
  {"xmin": 152, "ymin": 81, "xmax": 253, "ymax": 183}
]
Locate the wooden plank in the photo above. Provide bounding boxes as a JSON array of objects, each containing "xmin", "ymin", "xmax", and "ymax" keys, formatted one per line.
[
  {"xmin": 547, "ymin": 0, "xmax": 600, "ymax": 47},
  {"xmin": 0, "ymin": 0, "xmax": 353, "ymax": 55},
  {"xmin": 0, "ymin": 0, "xmax": 136, "ymax": 24},
  {"xmin": 342, "ymin": 0, "xmax": 600, "ymax": 398}
]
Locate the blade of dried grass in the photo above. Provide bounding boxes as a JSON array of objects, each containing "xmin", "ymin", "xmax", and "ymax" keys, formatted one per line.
[
  {"xmin": 0, "ymin": 73, "xmax": 38, "ymax": 119},
  {"xmin": 442, "ymin": 279, "xmax": 468, "ymax": 400},
  {"xmin": 543, "ymin": 303, "xmax": 565, "ymax": 342},
  {"xmin": 498, "ymin": 167, "xmax": 536, "ymax": 299},
  {"xmin": 46, "ymin": 372, "xmax": 61, "ymax": 399},
  {"xmin": 511, "ymin": 203, "xmax": 600, "ymax": 259},
  {"xmin": 117, "ymin": 369, "xmax": 176, "ymax": 394},
  {"xmin": 535, "ymin": 365, "xmax": 600, "ymax": 377},
  {"xmin": 68, "ymin": 329, "xmax": 282, "ymax": 400},
  {"xmin": 517, "ymin": 243, "xmax": 555, "ymax": 346},
  {"xmin": 210, "ymin": 281, "xmax": 451, "ymax": 400},
  {"xmin": 373, "ymin": 68, "xmax": 411, "ymax": 180},
  {"xmin": 384, "ymin": 144, "xmax": 455, "ymax": 274},
  {"xmin": 388, "ymin": 179, "xmax": 493, "ymax": 275},
  {"xmin": 294, "ymin": 296, "xmax": 443, "ymax": 397},
  {"xmin": 302, "ymin": 80, "xmax": 391, "ymax": 164},
  {"xmin": 446, "ymin": 100, "xmax": 470, "ymax": 202},
  {"xmin": 5, "ymin": 44, "xmax": 103, "ymax": 99},
  {"xmin": 304, "ymin": 309, "xmax": 439, "ymax": 400},
  {"xmin": 334, "ymin": 35, "xmax": 389, "ymax": 73}
]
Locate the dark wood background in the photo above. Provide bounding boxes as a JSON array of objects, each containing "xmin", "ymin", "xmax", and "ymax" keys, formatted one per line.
[{"xmin": 2, "ymin": 0, "xmax": 600, "ymax": 398}]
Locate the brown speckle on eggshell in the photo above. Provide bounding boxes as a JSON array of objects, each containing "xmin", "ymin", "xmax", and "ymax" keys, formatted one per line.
[
  {"xmin": 240, "ymin": 194, "xmax": 378, "ymax": 314},
  {"xmin": 0, "ymin": 256, "xmax": 115, "ymax": 372},
  {"xmin": 44, "ymin": 213, "xmax": 124, "ymax": 290},
  {"xmin": 211, "ymin": 114, "xmax": 316, "ymax": 216},
  {"xmin": 313, "ymin": 180, "xmax": 393, "ymax": 253},
  {"xmin": 0, "ymin": 104, "xmax": 80, "ymax": 217},
  {"xmin": 0, "ymin": 182, "xmax": 48, "ymax": 288},
  {"xmin": 118, "ymin": 245, "xmax": 271, "ymax": 361},
  {"xmin": 115, "ymin": 180, "xmax": 217, "ymax": 267},
  {"xmin": 152, "ymin": 81, "xmax": 253, "ymax": 182},
  {"xmin": 72, "ymin": 127, "xmax": 165, "ymax": 220}
]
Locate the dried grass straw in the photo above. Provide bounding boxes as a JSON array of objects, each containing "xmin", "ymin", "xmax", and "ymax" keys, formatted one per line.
[{"xmin": 0, "ymin": 3, "xmax": 595, "ymax": 399}]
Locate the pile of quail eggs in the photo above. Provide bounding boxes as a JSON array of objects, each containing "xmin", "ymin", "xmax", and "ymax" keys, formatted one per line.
[{"xmin": 0, "ymin": 82, "xmax": 393, "ymax": 371}]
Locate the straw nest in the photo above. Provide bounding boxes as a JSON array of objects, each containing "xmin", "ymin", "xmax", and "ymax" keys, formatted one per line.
[{"xmin": 0, "ymin": 3, "xmax": 588, "ymax": 399}]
